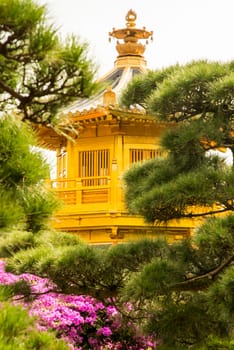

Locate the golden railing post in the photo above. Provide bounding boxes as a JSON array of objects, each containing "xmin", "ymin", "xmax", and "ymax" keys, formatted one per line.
[
  {"xmin": 76, "ymin": 178, "xmax": 82, "ymax": 205},
  {"xmin": 110, "ymin": 159, "xmax": 118, "ymax": 212}
]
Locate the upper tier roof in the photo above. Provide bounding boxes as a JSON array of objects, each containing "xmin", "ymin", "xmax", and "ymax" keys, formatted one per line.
[{"xmin": 62, "ymin": 9, "xmax": 153, "ymax": 114}]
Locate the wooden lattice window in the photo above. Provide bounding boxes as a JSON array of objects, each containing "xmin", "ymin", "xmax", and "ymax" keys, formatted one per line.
[
  {"xmin": 78, "ymin": 149, "xmax": 110, "ymax": 186},
  {"xmin": 129, "ymin": 148, "xmax": 163, "ymax": 164}
]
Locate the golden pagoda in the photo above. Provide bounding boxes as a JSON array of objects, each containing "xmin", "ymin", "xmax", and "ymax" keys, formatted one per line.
[{"xmin": 39, "ymin": 10, "xmax": 196, "ymax": 244}]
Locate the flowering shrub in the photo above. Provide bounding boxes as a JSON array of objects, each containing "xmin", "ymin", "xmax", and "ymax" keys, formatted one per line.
[{"xmin": 0, "ymin": 260, "xmax": 155, "ymax": 349}]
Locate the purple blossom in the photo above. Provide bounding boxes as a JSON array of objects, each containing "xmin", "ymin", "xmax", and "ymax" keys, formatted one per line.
[
  {"xmin": 0, "ymin": 259, "xmax": 156, "ymax": 349},
  {"xmin": 97, "ymin": 326, "xmax": 112, "ymax": 337}
]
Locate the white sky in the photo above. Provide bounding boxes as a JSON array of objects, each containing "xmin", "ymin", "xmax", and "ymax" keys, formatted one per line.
[{"xmin": 42, "ymin": 0, "xmax": 234, "ymax": 77}]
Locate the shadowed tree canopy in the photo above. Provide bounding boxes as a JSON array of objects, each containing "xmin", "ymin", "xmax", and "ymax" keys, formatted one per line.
[
  {"xmin": 0, "ymin": 0, "xmax": 98, "ymax": 127},
  {"xmin": 121, "ymin": 60, "xmax": 234, "ymax": 223}
]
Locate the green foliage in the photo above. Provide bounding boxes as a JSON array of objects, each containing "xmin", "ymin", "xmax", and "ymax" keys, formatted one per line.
[
  {"xmin": 0, "ymin": 190, "xmax": 24, "ymax": 228},
  {"xmin": 2, "ymin": 224, "xmax": 234, "ymax": 348},
  {"xmin": 121, "ymin": 60, "xmax": 233, "ymax": 123},
  {"xmin": 146, "ymin": 293, "xmax": 232, "ymax": 350},
  {"xmin": 0, "ymin": 0, "xmax": 98, "ymax": 126},
  {"xmin": 6, "ymin": 237, "xmax": 169, "ymax": 300},
  {"xmin": 125, "ymin": 154, "xmax": 234, "ymax": 223},
  {"xmin": 0, "ymin": 229, "xmax": 82, "ymax": 259},
  {"xmin": 0, "ymin": 117, "xmax": 59, "ymax": 231},
  {"xmin": 5, "ymin": 225, "xmax": 233, "ymax": 348},
  {"xmin": 121, "ymin": 60, "xmax": 234, "ymax": 348},
  {"xmin": 0, "ymin": 117, "xmax": 48, "ymax": 188},
  {"xmin": 120, "ymin": 65, "xmax": 180, "ymax": 109},
  {"xmin": 4, "ymin": 230, "xmax": 83, "ymax": 274},
  {"xmin": 0, "ymin": 296, "xmax": 69, "ymax": 349},
  {"xmin": 0, "ymin": 284, "xmax": 19, "ymax": 301},
  {"xmin": 210, "ymin": 71, "xmax": 234, "ymax": 107},
  {"xmin": 161, "ymin": 120, "xmax": 208, "ymax": 171},
  {"xmin": 194, "ymin": 215, "xmax": 234, "ymax": 260},
  {"xmin": 120, "ymin": 221, "xmax": 234, "ymax": 348},
  {"xmin": 33, "ymin": 229, "xmax": 83, "ymax": 247},
  {"xmin": 0, "ymin": 280, "xmax": 32, "ymax": 301},
  {"xmin": 123, "ymin": 60, "xmax": 234, "ymax": 223},
  {"xmin": 20, "ymin": 187, "xmax": 60, "ymax": 232},
  {"xmin": 208, "ymin": 266, "xmax": 234, "ymax": 322},
  {"xmin": 5, "ymin": 245, "xmax": 54, "ymax": 275},
  {"xmin": 147, "ymin": 60, "xmax": 230, "ymax": 120},
  {"xmin": 0, "ymin": 231, "xmax": 35, "ymax": 258},
  {"xmin": 200, "ymin": 336, "xmax": 234, "ymax": 350}
]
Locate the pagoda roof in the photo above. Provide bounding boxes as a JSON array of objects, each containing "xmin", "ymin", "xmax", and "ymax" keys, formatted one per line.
[
  {"xmin": 36, "ymin": 104, "xmax": 172, "ymax": 150},
  {"xmin": 37, "ymin": 10, "xmax": 157, "ymax": 149},
  {"xmin": 62, "ymin": 65, "xmax": 145, "ymax": 115},
  {"xmin": 61, "ymin": 9, "xmax": 153, "ymax": 115}
]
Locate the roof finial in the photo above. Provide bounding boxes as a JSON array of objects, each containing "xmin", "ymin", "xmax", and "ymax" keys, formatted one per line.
[
  {"xmin": 126, "ymin": 9, "xmax": 137, "ymax": 28},
  {"xmin": 109, "ymin": 9, "xmax": 153, "ymax": 59}
]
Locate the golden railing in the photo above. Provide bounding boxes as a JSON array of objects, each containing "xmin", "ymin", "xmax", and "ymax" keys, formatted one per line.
[{"xmin": 46, "ymin": 176, "xmax": 111, "ymax": 205}]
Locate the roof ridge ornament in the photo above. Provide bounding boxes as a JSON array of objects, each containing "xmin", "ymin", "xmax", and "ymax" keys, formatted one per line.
[{"xmin": 103, "ymin": 86, "xmax": 117, "ymax": 107}]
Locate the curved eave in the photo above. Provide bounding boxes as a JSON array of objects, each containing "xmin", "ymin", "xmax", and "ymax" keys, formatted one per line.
[
  {"xmin": 69, "ymin": 105, "xmax": 172, "ymax": 128},
  {"xmin": 36, "ymin": 105, "xmax": 174, "ymax": 150},
  {"xmin": 34, "ymin": 125, "xmax": 66, "ymax": 150},
  {"xmin": 37, "ymin": 60, "xmax": 155, "ymax": 149}
]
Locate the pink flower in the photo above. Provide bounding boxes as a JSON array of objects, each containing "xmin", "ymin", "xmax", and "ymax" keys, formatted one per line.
[
  {"xmin": 0, "ymin": 259, "xmax": 156, "ymax": 349},
  {"xmin": 97, "ymin": 326, "xmax": 112, "ymax": 337}
]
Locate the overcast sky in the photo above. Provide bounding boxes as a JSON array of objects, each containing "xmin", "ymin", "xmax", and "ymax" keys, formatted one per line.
[{"xmin": 42, "ymin": 0, "xmax": 234, "ymax": 77}]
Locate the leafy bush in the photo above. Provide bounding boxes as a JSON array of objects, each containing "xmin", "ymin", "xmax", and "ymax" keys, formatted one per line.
[{"xmin": 0, "ymin": 231, "xmax": 35, "ymax": 258}]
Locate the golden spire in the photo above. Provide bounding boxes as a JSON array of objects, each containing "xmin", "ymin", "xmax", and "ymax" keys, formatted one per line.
[{"xmin": 109, "ymin": 9, "xmax": 153, "ymax": 60}]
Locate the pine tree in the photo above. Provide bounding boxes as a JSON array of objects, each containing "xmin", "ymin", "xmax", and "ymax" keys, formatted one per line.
[
  {"xmin": 121, "ymin": 60, "xmax": 234, "ymax": 348},
  {"xmin": 0, "ymin": 116, "xmax": 59, "ymax": 232},
  {"xmin": 0, "ymin": 0, "xmax": 99, "ymax": 229},
  {"xmin": 122, "ymin": 60, "xmax": 234, "ymax": 222},
  {"xmin": 0, "ymin": 0, "xmax": 98, "ymax": 127}
]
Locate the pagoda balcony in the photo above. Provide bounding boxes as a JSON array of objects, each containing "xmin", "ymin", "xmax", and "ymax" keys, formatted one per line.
[{"xmin": 46, "ymin": 175, "xmax": 121, "ymax": 210}]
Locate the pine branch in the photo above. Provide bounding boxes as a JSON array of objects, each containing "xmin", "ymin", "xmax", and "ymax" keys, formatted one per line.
[
  {"xmin": 174, "ymin": 255, "xmax": 234, "ymax": 289},
  {"xmin": 185, "ymin": 206, "xmax": 232, "ymax": 218},
  {"xmin": 0, "ymin": 79, "xmax": 24, "ymax": 101}
]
